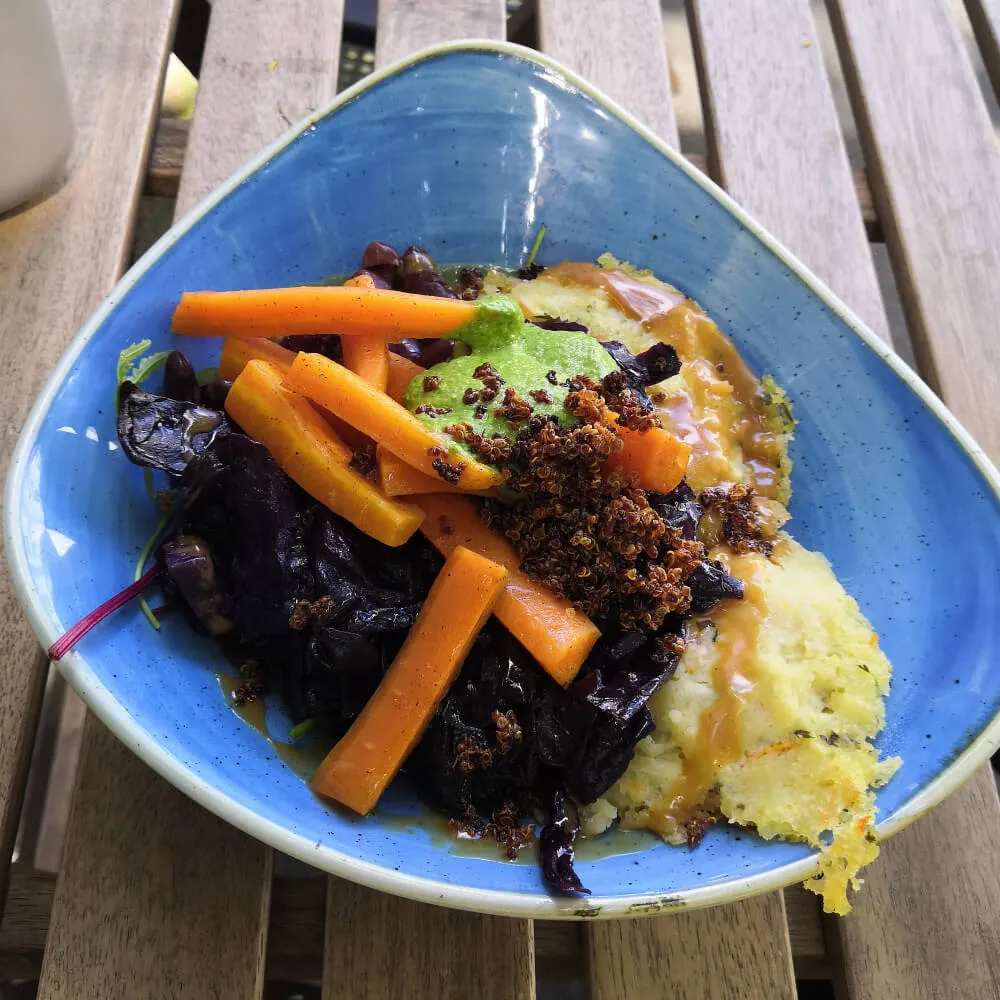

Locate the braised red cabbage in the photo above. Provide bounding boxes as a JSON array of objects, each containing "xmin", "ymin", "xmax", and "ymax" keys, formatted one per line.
[
  {"xmin": 117, "ymin": 381, "xmax": 232, "ymax": 474},
  {"xmin": 601, "ymin": 340, "xmax": 681, "ymax": 389},
  {"xmin": 540, "ymin": 790, "xmax": 589, "ymax": 895}
]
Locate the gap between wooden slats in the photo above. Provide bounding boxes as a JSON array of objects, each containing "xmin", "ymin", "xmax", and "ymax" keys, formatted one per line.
[
  {"xmin": 822, "ymin": 1, "xmax": 1000, "ymax": 995},
  {"xmin": 37, "ymin": 1, "xmax": 347, "ymax": 996},
  {"xmin": 375, "ymin": 0, "xmax": 508, "ymax": 67},
  {"xmin": 537, "ymin": 0, "xmax": 679, "ymax": 144},
  {"xmin": 965, "ymin": 0, "xmax": 1000, "ymax": 104},
  {"xmin": 315, "ymin": 5, "xmax": 535, "ymax": 1000},
  {"xmin": 0, "ymin": 0, "xmax": 185, "ymax": 915}
]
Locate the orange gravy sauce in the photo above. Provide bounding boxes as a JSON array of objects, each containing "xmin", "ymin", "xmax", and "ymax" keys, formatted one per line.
[
  {"xmin": 540, "ymin": 262, "xmax": 785, "ymax": 498},
  {"xmin": 642, "ymin": 550, "xmax": 769, "ymax": 837}
]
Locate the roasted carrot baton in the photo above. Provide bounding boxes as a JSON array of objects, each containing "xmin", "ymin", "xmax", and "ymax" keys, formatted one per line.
[
  {"xmin": 377, "ymin": 446, "xmax": 463, "ymax": 497},
  {"xmin": 225, "ymin": 360, "xmax": 423, "ymax": 546},
  {"xmin": 339, "ymin": 272, "xmax": 390, "ymax": 391},
  {"xmin": 310, "ymin": 545, "xmax": 508, "ymax": 814},
  {"xmin": 285, "ymin": 352, "xmax": 503, "ymax": 492},
  {"xmin": 611, "ymin": 421, "xmax": 691, "ymax": 494},
  {"xmin": 385, "ymin": 352, "xmax": 425, "ymax": 403},
  {"xmin": 413, "ymin": 494, "xmax": 600, "ymax": 685},
  {"xmin": 172, "ymin": 285, "xmax": 477, "ymax": 340},
  {"xmin": 218, "ymin": 336, "xmax": 297, "ymax": 381}
]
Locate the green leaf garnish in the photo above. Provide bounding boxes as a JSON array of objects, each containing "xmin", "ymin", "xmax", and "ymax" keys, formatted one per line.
[
  {"xmin": 524, "ymin": 224, "xmax": 547, "ymax": 268},
  {"xmin": 196, "ymin": 365, "xmax": 220, "ymax": 386},
  {"xmin": 116, "ymin": 340, "xmax": 152, "ymax": 386},
  {"xmin": 128, "ymin": 350, "xmax": 172, "ymax": 386},
  {"xmin": 288, "ymin": 718, "xmax": 317, "ymax": 740},
  {"xmin": 134, "ymin": 513, "xmax": 170, "ymax": 631}
]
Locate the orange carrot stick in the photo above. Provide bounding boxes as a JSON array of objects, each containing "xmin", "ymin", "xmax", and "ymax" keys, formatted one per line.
[
  {"xmin": 286, "ymin": 352, "xmax": 503, "ymax": 492},
  {"xmin": 610, "ymin": 421, "xmax": 692, "ymax": 494},
  {"xmin": 310, "ymin": 546, "xmax": 507, "ymax": 813},
  {"xmin": 172, "ymin": 285, "xmax": 476, "ymax": 340},
  {"xmin": 386, "ymin": 352, "xmax": 424, "ymax": 403},
  {"xmin": 377, "ymin": 446, "xmax": 462, "ymax": 497},
  {"xmin": 218, "ymin": 336, "xmax": 297, "ymax": 381},
  {"xmin": 218, "ymin": 336, "xmax": 371, "ymax": 449},
  {"xmin": 226, "ymin": 360, "xmax": 423, "ymax": 546},
  {"xmin": 412, "ymin": 495, "xmax": 600, "ymax": 685},
  {"xmin": 339, "ymin": 272, "xmax": 390, "ymax": 391}
]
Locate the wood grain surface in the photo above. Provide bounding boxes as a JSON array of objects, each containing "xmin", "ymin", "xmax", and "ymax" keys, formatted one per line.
[
  {"xmin": 37, "ymin": 720, "xmax": 272, "ymax": 999},
  {"xmin": 828, "ymin": 0, "xmax": 1000, "ymax": 450},
  {"xmin": 375, "ymin": 0, "xmax": 507, "ymax": 68},
  {"xmin": 0, "ymin": 0, "xmax": 179, "ymax": 909},
  {"xmin": 179, "ymin": 0, "xmax": 345, "ymax": 210},
  {"xmin": 537, "ymin": 0, "xmax": 679, "ymax": 145},
  {"xmin": 823, "ymin": 0, "xmax": 1000, "ymax": 994},
  {"xmin": 588, "ymin": 897, "xmax": 797, "ymax": 1000},
  {"xmin": 0, "ymin": 869, "xmax": 827, "ymax": 984},
  {"xmin": 36, "ymin": 1, "xmax": 350, "ymax": 996},
  {"xmin": 323, "ymin": 881, "xmax": 536, "ymax": 999},
  {"xmin": 687, "ymin": 0, "xmax": 887, "ymax": 339}
]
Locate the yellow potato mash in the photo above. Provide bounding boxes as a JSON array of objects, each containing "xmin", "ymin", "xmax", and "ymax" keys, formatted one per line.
[{"xmin": 489, "ymin": 258, "xmax": 899, "ymax": 914}]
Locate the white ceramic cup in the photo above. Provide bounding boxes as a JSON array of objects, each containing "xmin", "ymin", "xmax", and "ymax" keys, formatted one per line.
[{"xmin": 0, "ymin": 0, "xmax": 74, "ymax": 213}]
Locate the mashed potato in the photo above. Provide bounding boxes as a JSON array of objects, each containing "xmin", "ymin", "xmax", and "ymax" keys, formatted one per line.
[{"xmin": 489, "ymin": 259, "xmax": 899, "ymax": 914}]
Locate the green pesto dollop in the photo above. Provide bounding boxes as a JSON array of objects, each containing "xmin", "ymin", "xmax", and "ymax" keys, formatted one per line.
[{"xmin": 402, "ymin": 294, "xmax": 616, "ymax": 462}]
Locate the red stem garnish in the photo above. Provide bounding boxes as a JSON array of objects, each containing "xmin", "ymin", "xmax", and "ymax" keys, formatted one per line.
[{"xmin": 48, "ymin": 565, "xmax": 163, "ymax": 661}]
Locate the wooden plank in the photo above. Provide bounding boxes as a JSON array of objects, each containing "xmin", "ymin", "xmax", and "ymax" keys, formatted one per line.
[
  {"xmin": 687, "ymin": 0, "xmax": 887, "ymax": 339},
  {"xmin": 38, "ymin": 1, "xmax": 349, "ymax": 996},
  {"xmin": 37, "ymin": 721, "xmax": 272, "ymax": 999},
  {"xmin": 589, "ymin": 898, "xmax": 796, "ymax": 1000},
  {"xmin": 827, "ymin": 0, "xmax": 1000, "ymax": 445},
  {"xmin": 537, "ymin": 0, "xmax": 679, "ymax": 145},
  {"xmin": 317, "ymin": 7, "xmax": 534, "ymax": 999},
  {"xmin": 323, "ymin": 882, "xmax": 535, "ymax": 999},
  {"xmin": 179, "ymin": 0, "xmax": 345, "ymax": 211},
  {"xmin": 822, "ymin": 1, "xmax": 1000, "ymax": 995},
  {"xmin": 147, "ymin": 116, "xmax": 189, "ymax": 196},
  {"xmin": 965, "ymin": 0, "xmax": 1000, "ymax": 104},
  {"xmin": 375, "ymin": 0, "xmax": 507, "ymax": 68},
  {"xmin": 0, "ymin": 0, "xmax": 179, "ymax": 910}
]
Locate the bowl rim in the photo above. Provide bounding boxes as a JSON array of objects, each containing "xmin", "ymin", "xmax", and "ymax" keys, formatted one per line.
[{"xmin": 7, "ymin": 38, "xmax": 1000, "ymax": 920}]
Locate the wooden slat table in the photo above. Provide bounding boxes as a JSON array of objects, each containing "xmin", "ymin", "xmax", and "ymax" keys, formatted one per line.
[{"xmin": 3, "ymin": 0, "xmax": 1000, "ymax": 997}]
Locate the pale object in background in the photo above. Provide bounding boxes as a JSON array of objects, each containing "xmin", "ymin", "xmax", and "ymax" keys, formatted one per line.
[
  {"xmin": 162, "ymin": 53, "xmax": 198, "ymax": 120},
  {"xmin": 0, "ymin": 0, "xmax": 73, "ymax": 213}
]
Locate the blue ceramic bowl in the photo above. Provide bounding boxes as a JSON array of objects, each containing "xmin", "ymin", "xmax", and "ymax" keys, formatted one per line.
[{"xmin": 8, "ymin": 42, "xmax": 1000, "ymax": 918}]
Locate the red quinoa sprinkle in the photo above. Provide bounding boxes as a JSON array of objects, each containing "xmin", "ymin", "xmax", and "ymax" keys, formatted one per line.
[
  {"xmin": 483, "ymin": 407, "xmax": 704, "ymax": 630},
  {"xmin": 495, "ymin": 387, "xmax": 534, "ymax": 425},
  {"xmin": 422, "ymin": 375, "xmax": 441, "ymax": 392},
  {"xmin": 348, "ymin": 443, "xmax": 377, "ymax": 481},
  {"xmin": 432, "ymin": 457, "xmax": 465, "ymax": 485},
  {"xmin": 700, "ymin": 483, "xmax": 773, "ymax": 555}
]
